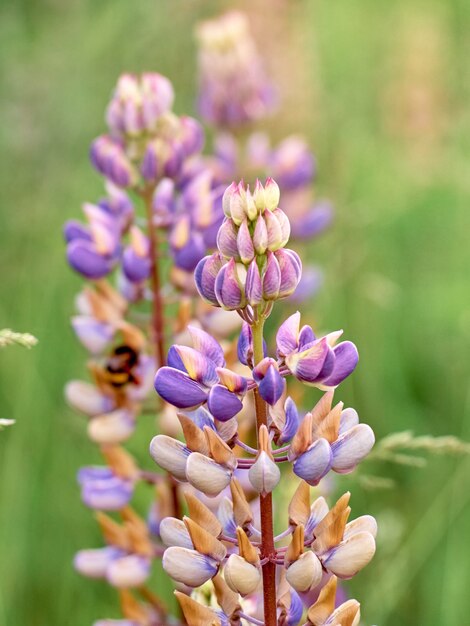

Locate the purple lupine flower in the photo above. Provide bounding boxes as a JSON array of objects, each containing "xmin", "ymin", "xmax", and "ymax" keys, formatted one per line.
[
  {"xmin": 288, "ymin": 393, "xmax": 374, "ymax": 486},
  {"xmin": 290, "ymin": 201, "xmax": 333, "ymax": 241},
  {"xmin": 154, "ymin": 326, "xmax": 246, "ymax": 421},
  {"xmin": 277, "ymin": 312, "xmax": 359, "ymax": 389},
  {"xmin": 122, "ymin": 226, "xmax": 151, "ymax": 283},
  {"xmin": 253, "ymin": 357, "xmax": 285, "ymax": 406},
  {"xmin": 74, "ymin": 546, "xmax": 126, "ymax": 579},
  {"xmin": 77, "ymin": 466, "xmax": 134, "ymax": 510},
  {"xmin": 90, "ymin": 136, "xmax": 138, "ymax": 188},
  {"xmin": 97, "ymin": 182, "xmax": 135, "ymax": 233},
  {"xmin": 270, "ymin": 136, "xmax": 316, "ymax": 190},
  {"xmin": 65, "ymin": 206, "xmax": 121, "ymax": 280}
]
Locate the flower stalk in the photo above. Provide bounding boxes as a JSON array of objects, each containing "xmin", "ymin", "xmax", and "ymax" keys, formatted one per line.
[
  {"xmin": 142, "ymin": 186, "xmax": 166, "ymax": 369},
  {"xmin": 252, "ymin": 315, "xmax": 277, "ymax": 626}
]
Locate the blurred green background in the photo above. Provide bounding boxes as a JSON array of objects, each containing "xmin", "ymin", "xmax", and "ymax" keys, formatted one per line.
[{"xmin": 0, "ymin": 0, "xmax": 469, "ymax": 624}]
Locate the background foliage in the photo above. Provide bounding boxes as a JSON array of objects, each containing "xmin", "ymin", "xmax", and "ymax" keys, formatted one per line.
[{"xmin": 0, "ymin": 1, "xmax": 469, "ymax": 624}]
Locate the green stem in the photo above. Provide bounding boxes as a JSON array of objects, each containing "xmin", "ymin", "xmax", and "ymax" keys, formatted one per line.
[{"xmin": 252, "ymin": 316, "xmax": 277, "ymax": 626}]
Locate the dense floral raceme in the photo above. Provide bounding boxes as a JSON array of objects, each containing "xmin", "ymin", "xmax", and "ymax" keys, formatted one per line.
[
  {"xmin": 150, "ymin": 178, "xmax": 376, "ymax": 626},
  {"xmin": 64, "ymin": 14, "xmax": 375, "ymax": 626},
  {"xmin": 65, "ymin": 72, "xmax": 226, "ymax": 288},
  {"xmin": 197, "ymin": 11, "xmax": 333, "ymax": 304}
]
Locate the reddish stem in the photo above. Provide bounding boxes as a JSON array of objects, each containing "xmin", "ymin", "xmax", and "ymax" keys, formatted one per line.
[
  {"xmin": 143, "ymin": 187, "xmax": 181, "ymax": 521},
  {"xmin": 143, "ymin": 187, "xmax": 166, "ymax": 369},
  {"xmin": 252, "ymin": 317, "xmax": 277, "ymax": 625}
]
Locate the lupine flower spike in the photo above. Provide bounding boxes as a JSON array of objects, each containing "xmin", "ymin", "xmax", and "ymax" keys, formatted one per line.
[{"xmin": 151, "ymin": 178, "xmax": 376, "ymax": 626}]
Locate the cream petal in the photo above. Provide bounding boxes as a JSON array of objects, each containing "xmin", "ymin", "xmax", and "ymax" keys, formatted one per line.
[
  {"xmin": 323, "ymin": 531, "xmax": 376, "ymax": 579},
  {"xmin": 305, "ymin": 496, "xmax": 330, "ymax": 538},
  {"xmin": 163, "ymin": 546, "xmax": 218, "ymax": 587},
  {"xmin": 338, "ymin": 408, "xmax": 359, "ymax": 435},
  {"xmin": 325, "ymin": 599, "xmax": 361, "ymax": 626},
  {"xmin": 106, "ymin": 555, "xmax": 151, "ymax": 588},
  {"xmin": 248, "ymin": 451, "xmax": 281, "ymax": 495},
  {"xmin": 224, "ymin": 554, "xmax": 261, "ymax": 596},
  {"xmin": 149, "ymin": 435, "xmax": 190, "ymax": 481},
  {"xmin": 344, "ymin": 515, "xmax": 378, "ymax": 540},
  {"xmin": 73, "ymin": 547, "xmax": 121, "ymax": 579},
  {"xmin": 331, "ymin": 424, "xmax": 375, "ymax": 472},
  {"xmin": 286, "ymin": 551, "xmax": 323, "ymax": 592},
  {"xmin": 87, "ymin": 410, "xmax": 135, "ymax": 444},
  {"xmin": 185, "ymin": 453, "xmax": 232, "ymax": 497},
  {"xmin": 159, "ymin": 517, "xmax": 194, "ymax": 549},
  {"xmin": 65, "ymin": 380, "xmax": 113, "ymax": 416}
]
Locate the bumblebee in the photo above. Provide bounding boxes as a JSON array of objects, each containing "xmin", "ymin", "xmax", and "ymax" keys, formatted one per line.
[{"xmin": 103, "ymin": 344, "xmax": 141, "ymax": 388}]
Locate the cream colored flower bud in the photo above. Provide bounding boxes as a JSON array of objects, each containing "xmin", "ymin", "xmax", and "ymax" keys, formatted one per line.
[
  {"xmin": 248, "ymin": 451, "xmax": 281, "ymax": 495},
  {"xmin": 224, "ymin": 554, "xmax": 261, "ymax": 596},
  {"xmin": 264, "ymin": 177, "xmax": 280, "ymax": 211},
  {"xmin": 244, "ymin": 189, "xmax": 258, "ymax": 221},
  {"xmin": 87, "ymin": 409, "xmax": 135, "ymax": 444},
  {"xmin": 186, "ymin": 452, "xmax": 232, "ymax": 497},
  {"xmin": 286, "ymin": 551, "xmax": 322, "ymax": 592}
]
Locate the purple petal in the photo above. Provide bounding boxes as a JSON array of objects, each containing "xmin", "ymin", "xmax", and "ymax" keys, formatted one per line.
[
  {"xmin": 290, "ymin": 267, "xmax": 323, "ymax": 303},
  {"xmin": 79, "ymin": 472, "xmax": 134, "ymax": 511},
  {"xmin": 237, "ymin": 220, "xmax": 255, "ymax": 264},
  {"xmin": 63, "ymin": 220, "xmax": 91, "ymax": 243},
  {"xmin": 286, "ymin": 587, "xmax": 303, "ymax": 626},
  {"xmin": 195, "ymin": 253, "xmax": 224, "ymax": 306},
  {"xmin": 172, "ymin": 232, "xmax": 206, "ymax": 272},
  {"xmin": 320, "ymin": 341, "xmax": 359, "ymax": 387},
  {"xmin": 216, "ymin": 367, "xmax": 248, "ymax": 394},
  {"xmin": 291, "ymin": 201, "xmax": 333, "ymax": 240},
  {"xmin": 154, "ymin": 367, "xmax": 208, "ymax": 409},
  {"xmin": 293, "ymin": 438, "xmax": 332, "ymax": 486},
  {"xmin": 122, "ymin": 247, "xmax": 151, "ymax": 282},
  {"xmin": 276, "ymin": 248, "xmax": 302, "ymax": 298},
  {"xmin": 67, "ymin": 239, "xmax": 115, "ymax": 279},
  {"xmin": 214, "ymin": 259, "xmax": 244, "ymax": 310},
  {"xmin": 237, "ymin": 322, "xmax": 253, "ymax": 366},
  {"xmin": 207, "ymin": 384, "xmax": 243, "ymax": 422},
  {"xmin": 180, "ymin": 115, "xmax": 205, "ymax": 157},
  {"xmin": 285, "ymin": 337, "xmax": 330, "ymax": 383},
  {"xmin": 276, "ymin": 312, "xmax": 301, "ymax": 356},
  {"xmin": 174, "ymin": 345, "xmax": 219, "ymax": 386},
  {"xmin": 298, "ymin": 324, "xmax": 316, "ymax": 348},
  {"xmin": 271, "ymin": 136, "xmax": 316, "ymax": 190},
  {"xmin": 262, "ymin": 251, "xmax": 281, "ymax": 300},
  {"xmin": 188, "ymin": 326, "xmax": 225, "ymax": 368},
  {"xmin": 258, "ymin": 364, "xmax": 285, "ymax": 406},
  {"xmin": 71, "ymin": 316, "xmax": 115, "ymax": 354},
  {"xmin": 279, "ymin": 397, "xmax": 300, "ymax": 444},
  {"xmin": 246, "ymin": 259, "xmax": 263, "ymax": 306},
  {"xmin": 216, "ymin": 218, "xmax": 239, "ymax": 259},
  {"xmin": 167, "ymin": 345, "xmax": 186, "ymax": 371}
]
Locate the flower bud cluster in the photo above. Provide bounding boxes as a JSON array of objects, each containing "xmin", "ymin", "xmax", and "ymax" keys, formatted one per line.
[
  {"xmin": 194, "ymin": 12, "xmax": 339, "ymax": 310},
  {"xmin": 66, "ymin": 72, "xmax": 226, "ymax": 291},
  {"xmin": 196, "ymin": 179, "xmax": 302, "ymax": 314},
  {"xmin": 196, "ymin": 11, "xmax": 275, "ymax": 128}
]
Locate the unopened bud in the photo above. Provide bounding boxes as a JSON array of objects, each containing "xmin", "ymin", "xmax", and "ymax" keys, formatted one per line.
[
  {"xmin": 224, "ymin": 554, "xmax": 261, "ymax": 595},
  {"xmin": 285, "ymin": 551, "xmax": 322, "ymax": 592},
  {"xmin": 264, "ymin": 177, "xmax": 280, "ymax": 211}
]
